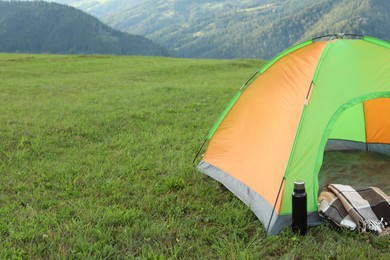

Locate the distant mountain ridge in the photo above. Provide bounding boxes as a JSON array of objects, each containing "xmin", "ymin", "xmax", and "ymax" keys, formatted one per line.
[
  {"xmin": 50, "ymin": 0, "xmax": 390, "ymax": 59},
  {"xmin": 0, "ymin": 1, "xmax": 168, "ymax": 56}
]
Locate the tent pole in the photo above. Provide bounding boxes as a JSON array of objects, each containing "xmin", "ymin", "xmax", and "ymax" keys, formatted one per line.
[
  {"xmin": 192, "ymin": 138, "xmax": 208, "ymax": 164},
  {"xmin": 266, "ymin": 177, "xmax": 285, "ymax": 234},
  {"xmin": 240, "ymin": 70, "xmax": 260, "ymax": 91}
]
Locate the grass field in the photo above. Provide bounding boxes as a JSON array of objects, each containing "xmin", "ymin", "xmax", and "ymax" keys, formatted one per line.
[{"xmin": 0, "ymin": 53, "xmax": 389, "ymax": 259}]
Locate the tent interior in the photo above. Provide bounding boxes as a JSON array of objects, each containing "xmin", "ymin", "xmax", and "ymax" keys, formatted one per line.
[{"xmin": 319, "ymin": 97, "xmax": 390, "ymax": 194}]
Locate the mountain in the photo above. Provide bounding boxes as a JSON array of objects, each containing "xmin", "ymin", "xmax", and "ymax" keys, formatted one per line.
[
  {"xmin": 0, "ymin": 1, "xmax": 169, "ymax": 56},
  {"xmin": 48, "ymin": 0, "xmax": 390, "ymax": 59},
  {"xmin": 47, "ymin": 0, "xmax": 139, "ymax": 18}
]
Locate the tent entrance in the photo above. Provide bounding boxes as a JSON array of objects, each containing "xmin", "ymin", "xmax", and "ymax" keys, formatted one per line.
[
  {"xmin": 325, "ymin": 97, "xmax": 390, "ymax": 156},
  {"xmin": 318, "ymin": 97, "xmax": 390, "ymax": 193}
]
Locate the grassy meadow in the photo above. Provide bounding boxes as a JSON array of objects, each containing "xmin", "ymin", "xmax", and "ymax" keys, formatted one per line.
[{"xmin": 0, "ymin": 53, "xmax": 389, "ymax": 259}]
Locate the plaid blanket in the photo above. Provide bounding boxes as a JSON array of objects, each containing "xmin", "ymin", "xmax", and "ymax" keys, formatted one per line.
[{"xmin": 318, "ymin": 184, "xmax": 390, "ymax": 235}]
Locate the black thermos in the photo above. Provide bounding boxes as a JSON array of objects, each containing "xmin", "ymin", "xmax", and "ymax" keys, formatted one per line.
[{"xmin": 291, "ymin": 180, "xmax": 307, "ymax": 235}]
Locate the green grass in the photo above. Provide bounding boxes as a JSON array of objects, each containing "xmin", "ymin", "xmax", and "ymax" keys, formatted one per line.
[{"xmin": 0, "ymin": 53, "xmax": 389, "ymax": 259}]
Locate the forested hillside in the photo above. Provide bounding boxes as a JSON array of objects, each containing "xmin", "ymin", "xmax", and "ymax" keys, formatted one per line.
[
  {"xmin": 52, "ymin": 0, "xmax": 390, "ymax": 59},
  {"xmin": 50, "ymin": 0, "xmax": 138, "ymax": 18},
  {"xmin": 0, "ymin": 1, "xmax": 168, "ymax": 56}
]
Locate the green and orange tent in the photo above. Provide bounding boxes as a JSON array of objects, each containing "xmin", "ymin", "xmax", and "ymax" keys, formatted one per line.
[{"xmin": 196, "ymin": 34, "xmax": 390, "ymax": 235}]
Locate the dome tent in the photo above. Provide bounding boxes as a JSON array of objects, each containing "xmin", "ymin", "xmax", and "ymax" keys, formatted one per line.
[{"xmin": 196, "ymin": 34, "xmax": 390, "ymax": 235}]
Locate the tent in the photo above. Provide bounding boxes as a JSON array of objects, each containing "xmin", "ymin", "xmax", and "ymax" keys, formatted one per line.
[{"xmin": 195, "ymin": 34, "xmax": 390, "ymax": 235}]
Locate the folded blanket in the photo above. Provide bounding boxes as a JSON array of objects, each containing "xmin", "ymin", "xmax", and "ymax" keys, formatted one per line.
[{"xmin": 318, "ymin": 184, "xmax": 390, "ymax": 235}]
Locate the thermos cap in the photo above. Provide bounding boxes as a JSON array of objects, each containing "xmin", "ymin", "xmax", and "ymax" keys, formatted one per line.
[{"xmin": 294, "ymin": 181, "xmax": 305, "ymax": 190}]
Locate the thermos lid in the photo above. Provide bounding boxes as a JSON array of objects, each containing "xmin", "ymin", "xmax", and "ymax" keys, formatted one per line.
[{"xmin": 294, "ymin": 181, "xmax": 305, "ymax": 190}]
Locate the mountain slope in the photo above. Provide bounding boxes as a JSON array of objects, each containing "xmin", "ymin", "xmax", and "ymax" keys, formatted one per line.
[
  {"xmin": 94, "ymin": 0, "xmax": 284, "ymax": 59},
  {"xmin": 48, "ymin": 0, "xmax": 139, "ymax": 18},
  {"xmin": 0, "ymin": 1, "xmax": 168, "ymax": 56},
  {"xmin": 48, "ymin": 0, "xmax": 390, "ymax": 59}
]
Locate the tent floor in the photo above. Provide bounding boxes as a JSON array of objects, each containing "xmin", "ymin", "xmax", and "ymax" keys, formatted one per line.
[{"xmin": 319, "ymin": 150, "xmax": 390, "ymax": 195}]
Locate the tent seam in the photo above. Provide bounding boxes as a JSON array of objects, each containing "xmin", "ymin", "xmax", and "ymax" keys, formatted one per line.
[
  {"xmin": 363, "ymin": 36, "xmax": 390, "ymax": 49},
  {"xmin": 280, "ymin": 39, "xmax": 334, "ymax": 214},
  {"xmin": 283, "ymin": 40, "xmax": 334, "ymax": 179},
  {"xmin": 363, "ymin": 102, "xmax": 368, "ymax": 151}
]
